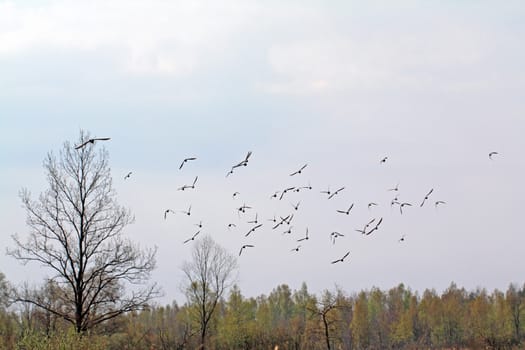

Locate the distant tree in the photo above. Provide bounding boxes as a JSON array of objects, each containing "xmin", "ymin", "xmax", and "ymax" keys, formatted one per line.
[
  {"xmin": 181, "ymin": 235, "xmax": 238, "ymax": 350},
  {"xmin": 506, "ymin": 283, "xmax": 524, "ymax": 344},
  {"xmin": 8, "ymin": 131, "xmax": 160, "ymax": 333}
]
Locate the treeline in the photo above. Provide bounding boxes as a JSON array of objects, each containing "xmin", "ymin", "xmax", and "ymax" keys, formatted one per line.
[{"xmin": 0, "ymin": 278, "xmax": 524, "ymax": 349}]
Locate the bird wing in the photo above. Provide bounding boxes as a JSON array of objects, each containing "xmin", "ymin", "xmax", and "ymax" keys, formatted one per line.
[
  {"xmin": 75, "ymin": 140, "xmax": 90, "ymax": 149},
  {"xmin": 343, "ymin": 251, "xmax": 350, "ymax": 259},
  {"xmin": 94, "ymin": 137, "xmax": 111, "ymax": 141}
]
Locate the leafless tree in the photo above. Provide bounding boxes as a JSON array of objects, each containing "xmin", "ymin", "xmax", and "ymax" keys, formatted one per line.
[
  {"xmin": 181, "ymin": 235, "xmax": 238, "ymax": 350},
  {"xmin": 8, "ymin": 130, "xmax": 160, "ymax": 333}
]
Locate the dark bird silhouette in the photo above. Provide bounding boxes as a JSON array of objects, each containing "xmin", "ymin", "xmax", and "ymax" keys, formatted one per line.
[
  {"xmin": 331, "ymin": 251, "xmax": 350, "ymax": 264},
  {"xmin": 194, "ymin": 221, "xmax": 203, "ymax": 228},
  {"xmin": 380, "ymin": 156, "xmax": 388, "ymax": 164},
  {"xmin": 268, "ymin": 215, "xmax": 277, "ymax": 223},
  {"xmin": 297, "ymin": 228, "xmax": 309, "ymax": 242},
  {"xmin": 164, "ymin": 209, "xmax": 175, "ymax": 220},
  {"xmin": 75, "ymin": 137, "xmax": 111, "ymax": 150},
  {"xmin": 282, "ymin": 226, "xmax": 293, "ymax": 235},
  {"xmin": 357, "ymin": 218, "xmax": 376, "ymax": 234},
  {"xmin": 183, "ymin": 230, "xmax": 200, "ymax": 244},
  {"xmin": 124, "ymin": 172, "xmax": 132, "ymax": 180},
  {"xmin": 272, "ymin": 215, "xmax": 290, "ymax": 229},
  {"xmin": 298, "ymin": 182, "xmax": 313, "ymax": 191},
  {"xmin": 232, "ymin": 151, "xmax": 253, "ymax": 169},
  {"xmin": 331, "ymin": 231, "xmax": 344, "ymax": 244},
  {"xmin": 245, "ymin": 224, "xmax": 263, "ymax": 237},
  {"xmin": 400, "ymin": 202, "xmax": 412, "ymax": 214},
  {"xmin": 291, "ymin": 201, "xmax": 301, "ymax": 211},
  {"xmin": 270, "ymin": 191, "xmax": 280, "ymax": 199},
  {"xmin": 489, "ymin": 151, "xmax": 499, "ymax": 160},
  {"xmin": 239, "ymin": 244, "xmax": 254, "ymax": 256},
  {"xmin": 247, "ymin": 213, "xmax": 258, "ymax": 224},
  {"xmin": 320, "ymin": 187, "xmax": 331, "ymax": 197},
  {"xmin": 398, "ymin": 234, "xmax": 406, "ymax": 242},
  {"xmin": 227, "ymin": 223, "xmax": 236, "ymax": 230},
  {"xmin": 368, "ymin": 202, "xmax": 378, "ymax": 210},
  {"xmin": 388, "ymin": 183, "xmax": 399, "ymax": 191},
  {"xmin": 328, "ymin": 187, "xmax": 345, "ymax": 200},
  {"xmin": 178, "ymin": 176, "xmax": 198, "ymax": 191},
  {"xmin": 237, "ymin": 203, "xmax": 252, "ymax": 214},
  {"xmin": 232, "ymin": 191, "xmax": 240, "ymax": 199},
  {"xmin": 279, "ymin": 187, "xmax": 295, "ymax": 200},
  {"xmin": 291, "ymin": 245, "xmax": 301, "ymax": 252},
  {"xmin": 290, "ymin": 164, "xmax": 308, "ymax": 176},
  {"xmin": 337, "ymin": 204, "xmax": 354, "ymax": 215},
  {"xmin": 180, "ymin": 205, "xmax": 192, "ymax": 216},
  {"xmin": 366, "ymin": 217, "xmax": 383, "ymax": 235},
  {"xmin": 179, "ymin": 157, "xmax": 197, "ymax": 170},
  {"xmin": 435, "ymin": 200, "xmax": 446, "ymax": 207},
  {"xmin": 420, "ymin": 188, "xmax": 434, "ymax": 207}
]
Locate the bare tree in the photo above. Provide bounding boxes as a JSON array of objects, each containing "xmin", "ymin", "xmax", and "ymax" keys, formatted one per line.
[
  {"xmin": 8, "ymin": 130, "xmax": 160, "ymax": 333},
  {"xmin": 181, "ymin": 235, "xmax": 238, "ymax": 349}
]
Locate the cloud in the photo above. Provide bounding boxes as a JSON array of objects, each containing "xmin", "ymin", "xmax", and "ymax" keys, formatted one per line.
[{"xmin": 0, "ymin": 0, "xmax": 257, "ymax": 76}]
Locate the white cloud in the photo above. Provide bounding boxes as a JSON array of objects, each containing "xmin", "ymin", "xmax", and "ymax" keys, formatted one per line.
[{"xmin": 0, "ymin": 0, "xmax": 258, "ymax": 75}]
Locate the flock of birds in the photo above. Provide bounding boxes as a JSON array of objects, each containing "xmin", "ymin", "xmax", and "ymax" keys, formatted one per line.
[{"xmin": 75, "ymin": 137, "xmax": 501, "ymax": 265}]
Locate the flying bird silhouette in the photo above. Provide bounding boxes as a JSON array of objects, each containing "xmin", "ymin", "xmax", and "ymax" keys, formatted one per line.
[
  {"xmin": 164, "ymin": 209, "xmax": 175, "ymax": 220},
  {"xmin": 75, "ymin": 137, "xmax": 111, "ymax": 150},
  {"xmin": 380, "ymin": 156, "xmax": 388, "ymax": 164},
  {"xmin": 420, "ymin": 188, "xmax": 434, "ymax": 207},
  {"xmin": 331, "ymin": 251, "xmax": 350, "ymax": 264},
  {"xmin": 124, "ymin": 172, "xmax": 132, "ymax": 180},
  {"xmin": 291, "ymin": 201, "xmax": 301, "ymax": 211},
  {"xmin": 400, "ymin": 202, "xmax": 412, "ymax": 214},
  {"xmin": 239, "ymin": 244, "xmax": 254, "ymax": 256},
  {"xmin": 180, "ymin": 205, "xmax": 192, "ymax": 216},
  {"xmin": 245, "ymin": 224, "xmax": 263, "ymax": 237},
  {"xmin": 435, "ymin": 200, "xmax": 446, "ymax": 207},
  {"xmin": 279, "ymin": 187, "xmax": 295, "ymax": 200},
  {"xmin": 247, "ymin": 213, "xmax": 259, "ymax": 224},
  {"xmin": 337, "ymin": 204, "xmax": 354, "ymax": 215},
  {"xmin": 366, "ymin": 217, "xmax": 383, "ymax": 235},
  {"xmin": 398, "ymin": 234, "xmax": 406, "ymax": 242},
  {"xmin": 368, "ymin": 202, "xmax": 378, "ymax": 210},
  {"xmin": 328, "ymin": 187, "xmax": 345, "ymax": 200},
  {"xmin": 488, "ymin": 151, "xmax": 499, "ymax": 160},
  {"xmin": 330, "ymin": 231, "xmax": 345, "ymax": 244},
  {"xmin": 232, "ymin": 192, "xmax": 240, "ymax": 199},
  {"xmin": 179, "ymin": 157, "xmax": 197, "ymax": 170},
  {"xmin": 291, "ymin": 245, "xmax": 301, "ymax": 252},
  {"xmin": 183, "ymin": 230, "xmax": 200, "ymax": 244},
  {"xmin": 297, "ymin": 228, "xmax": 309, "ymax": 242},
  {"xmin": 290, "ymin": 164, "xmax": 308, "ymax": 176}
]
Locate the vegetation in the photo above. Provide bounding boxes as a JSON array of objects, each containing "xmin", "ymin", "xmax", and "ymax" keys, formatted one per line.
[{"xmin": 0, "ymin": 279, "xmax": 524, "ymax": 349}]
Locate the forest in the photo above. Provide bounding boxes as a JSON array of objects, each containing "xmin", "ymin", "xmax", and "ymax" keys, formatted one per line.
[{"xmin": 0, "ymin": 274, "xmax": 524, "ymax": 350}]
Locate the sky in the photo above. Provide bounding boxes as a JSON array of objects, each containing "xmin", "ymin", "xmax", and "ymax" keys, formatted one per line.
[{"xmin": 1, "ymin": 0, "xmax": 524, "ymax": 305}]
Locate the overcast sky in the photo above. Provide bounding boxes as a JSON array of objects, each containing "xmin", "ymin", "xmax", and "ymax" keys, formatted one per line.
[{"xmin": 1, "ymin": 0, "xmax": 524, "ymax": 304}]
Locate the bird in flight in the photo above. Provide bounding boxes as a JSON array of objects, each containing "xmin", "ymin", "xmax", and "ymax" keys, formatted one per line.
[
  {"xmin": 237, "ymin": 203, "xmax": 252, "ymax": 215},
  {"xmin": 320, "ymin": 187, "xmax": 331, "ymax": 197},
  {"xmin": 368, "ymin": 202, "xmax": 378, "ymax": 210},
  {"xmin": 331, "ymin": 231, "xmax": 344, "ymax": 244},
  {"xmin": 398, "ymin": 234, "xmax": 406, "ymax": 242},
  {"xmin": 488, "ymin": 151, "xmax": 499, "ymax": 160},
  {"xmin": 232, "ymin": 192, "xmax": 240, "ymax": 199},
  {"xmin": 328, "ymin": 187, "xmax": 345, "ymax": 200},
  {"xmin": 356, "ymin": 218, "xmax": 376, "ymax": 234},
  {"xmin": 420, "ymin": 188, "xmax": 434, "ymax": 207},
  {"xmin": 337, "ymin": 204, "xmax": 354, "ymax": 215},
  {"xmin": 331, "ymin": 251, "xmax": 350, "ymax": 264},
  {"xmin": 239, "ymin": 244, "xmax": 254, "ymax": 256},
  {"xmin": 164, "ymin": 209, "xmax": 175, "ymax": 220},
  {"xmin": 282, "ymin": 226, "xmax": 293, "ymax": 235},
  {"xmin": 380, "ymin": 156, "xmax": 388, "ymax": 164},
  {"xmin": 272, "ymin": 215, "xmax": 290, "ymax": 229},
  {"xmin": 180, "ymin": 205, "xmax": 192, "ymax": 216},
  {"xmin": 297, "ymin": 228, "xmax": 309, "ymax": 242},
  {"xmin": 296, "ymin": 182, "xmax": 313, "ymax": 192},
  {"xmin": 178, "ymin": 176, "xmax": 198, "ymax": 191},
  {"xmin": 245, "ymin": 224, "xmax": 263, "ymax": 237},
  {"xmin": 388, "ymin": 183, "xmax": 399, "ymax": 192},
  {"xmin": 400, "ymin": 202, "xmax": 412, "ymax": 214},
  {"xmin": 366, "ymin": 217, "xmax": 383, "ymax": 236},
  {"xmin": 291, "ymin": 245, "xmax": 301, "ymax": 252},
  {"xmin": 183, "ymin": 231, "xmax": 200, "ymax": 244},
  {"xmin": 194, "ymin": 221, "xmax": 203, "ymax": 229},
  {"xmin": 179, "ymin": 157, "xmax": 197, "ymax": 170},
  {"xmin": 435, "ymin": 200, "xmax": 446, "ymax": 207},
  {"xmin": 124, "ymin": 172, "xmax": 132, "ymax": 180},
  {"xmin": 247, "ymin": 213, "xmax": 259, "ymax": 224},
  {"xmin": 232, "ymin": 151, "xmax": 253, "ymax": 169},
  {"xmin": 290, "ymin": 164, "xmax": 308, "ymax": 176},
  {"xmin": 227, "ymin": 223, "xmax": 236, "ymax": 230},
  {"xmin": 75, "ymin": 137, "xmax": 111, "ymax": 150},
  {"xmin": 291, "ymin": 201, "xmax": 301, "ymax": 211},
  {"xmin": 270, "ymin": 191, "xmax": 280, "ymax": 199},
  {"xmin": 279, "ymin": 187, "xmax": 295, "ymax": 200}
]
